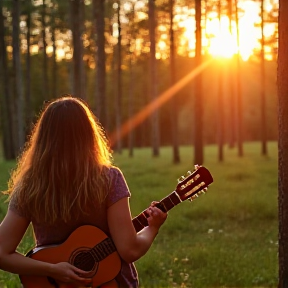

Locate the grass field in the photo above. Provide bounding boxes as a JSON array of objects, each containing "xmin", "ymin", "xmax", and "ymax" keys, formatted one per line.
[{"xmin": 0, "ymin": 142, "xmax": 278, "ymax": 287}]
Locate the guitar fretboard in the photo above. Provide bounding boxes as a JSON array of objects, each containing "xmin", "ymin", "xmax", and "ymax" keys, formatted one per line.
[
  {"xmin": 132, "ymin": 191, "xmax": 181, "ymax": 232},
  {"xmin": 91, "ymin": 237, "xmax": 117, "ymax": 262}
]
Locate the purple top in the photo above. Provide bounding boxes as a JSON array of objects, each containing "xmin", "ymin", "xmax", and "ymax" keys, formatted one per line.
[{"xmin": 9, "ymin": 166, "xmax": 139, "ymax": 288}]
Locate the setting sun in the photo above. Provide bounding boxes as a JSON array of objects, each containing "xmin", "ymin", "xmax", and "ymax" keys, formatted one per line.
[
  {"xmin": 205, "ymin": 15, "xmax": 237, "ymax": 58},
  {"xmin": 170, "ymin": 0, "xmax": 278, "ymax": 61}
]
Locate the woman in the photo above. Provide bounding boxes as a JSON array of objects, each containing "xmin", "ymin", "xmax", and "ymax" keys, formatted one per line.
[{"xmin": 0, "ymin": 96, "xmax": 167, "ymax": 287}]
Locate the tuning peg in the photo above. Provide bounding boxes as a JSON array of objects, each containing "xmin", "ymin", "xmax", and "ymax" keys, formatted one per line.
[
  {"xmin": 188, "ymin": 196, "xmax": 196, "ymax": 201},
  {"xmin": 194, "ymin": 164, "xmax": 200, "ymax": 170},
  {"xmin": 177, "ymin": 175, "xmax": 186, "ymax": 183},
  {"xmin": 188, "ymin": 194, "xmax": 199, "ymax": 202},
  {"xmin": 186, "ymin": 170, "xmax": 192, "ymax": 176}
]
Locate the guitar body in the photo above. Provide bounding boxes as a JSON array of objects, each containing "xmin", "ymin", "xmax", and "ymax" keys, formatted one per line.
[{"xmin": 20, "ymin": 225, "xmax": 121, "ymax": 288}]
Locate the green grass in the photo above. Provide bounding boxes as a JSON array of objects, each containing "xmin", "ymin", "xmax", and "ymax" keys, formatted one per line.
[{"xmin": 0, "ymin": 142, "xmax": 278, "ymax": 288}]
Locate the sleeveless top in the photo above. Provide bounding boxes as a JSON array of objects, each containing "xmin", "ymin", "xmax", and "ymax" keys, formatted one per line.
[{"xmin": 9, "ymin": 166, "xmax": 139, "ymax": 288}]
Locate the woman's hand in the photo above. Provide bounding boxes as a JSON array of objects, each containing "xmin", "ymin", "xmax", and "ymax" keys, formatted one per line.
[
  {"xmin": 48, "ymin": 262, "xmax": 92, "ymax": 286},
  {"xmin": 146, "ymin": 201, "xmax": 167, "ymax": 231}
]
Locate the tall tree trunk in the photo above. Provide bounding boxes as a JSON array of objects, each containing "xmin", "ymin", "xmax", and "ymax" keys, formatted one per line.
[
  {"xmin": 235, "ymin": 0, "xmax": 243, "ymax": 157},
  {"xmin": 67, "ymin": 60, "xmax": 74, "ymax": 95},
  {"xmin": 42, "ymin": 0, "xmax": 49, "ymax": 102},
  {"xmin": 12, "ymin": 0, "xmax": 25, "ymax": 154},
  {"xmin": 80, "ymin": 2, "xmax": 86, "ymax": 101},
  {"xmin": 115, "ymin": 0, "xmax": 122, "ymax": 153},
  {"xmin": 93, "ymin": 0, "xmax": 107, "ymax": 128},
  {"xmin": 0, "ymin": 1, "xmax": 15, "ymax": 159},
  {"xmin": 227, "ymin": 0, "xmax": 236, "ymax": 149},
  {"xmin": 141, "ymin": 60, "xmax": 150, "ymax": 148},
  {"xmin": 70, "ymin": 0, "xmax": 84, "ymax": 99},
  {"xmin": 26, "ymin": 11, "xmax": 32, "ymax": 129},
  {"xmin": 260, "ymin": 0, "xmax": 267, "ymax": 156},
  {"xmin": 128, "ymin": 4, "xmax": 136, "ymax": 158},
  {"xmin": 148, "ymin": 0, "xmax": 160, "ymax": 157},
  {"xmin": 217, "ymin": 0, "xmax": 224, "ymax": 162},
  {"xmin": 217, "ymin": 59, "xmax": 224, "ymax": 162},
  {"xmin": 278, "ymin": 0, "xmax": 288, "ymax": 286},
  {"xmin": 51, "ymin": 4, "xmax": 57, "ymax": 100},
  {"xmin": 194, "ymin": 0, "xmax": 204, "ymax": 165},
  {"xmin": 169, "ymin": 0, "xmax": 180, "ymax": 164},
  {"xmin": 128, "ymin": 50, "xmax": 135, "ymax": 157}
]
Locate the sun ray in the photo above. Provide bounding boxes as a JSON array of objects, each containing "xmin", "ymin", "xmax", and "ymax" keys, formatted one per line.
[{"xmin": 109, "ymin": 59, "xmax": 214, "ymax": 146}]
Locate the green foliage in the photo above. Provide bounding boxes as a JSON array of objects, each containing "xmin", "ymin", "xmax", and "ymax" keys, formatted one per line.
[{"xmin": 0, "ymin": 142, "xmax": 277, "ymax": 287}]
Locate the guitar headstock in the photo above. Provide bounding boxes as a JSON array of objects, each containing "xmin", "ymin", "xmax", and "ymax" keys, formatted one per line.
[{"xmin": 176, "ymin": 165, "xmax": 213, "ymax": 202}]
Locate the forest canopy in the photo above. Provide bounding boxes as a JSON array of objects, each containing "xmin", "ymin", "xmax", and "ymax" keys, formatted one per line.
[{"xmin": 0, "ymin": 0, "xmax": 278, "ymax": 161}]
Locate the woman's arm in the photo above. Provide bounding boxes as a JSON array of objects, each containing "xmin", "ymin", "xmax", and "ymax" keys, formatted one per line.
[
  {"xmin": 107, "ymin": 197, "xmax": 167, "ymax": 263},
  {"xmin": 0, "ymin": 209, "xmax": 91, "ymax": 284}
]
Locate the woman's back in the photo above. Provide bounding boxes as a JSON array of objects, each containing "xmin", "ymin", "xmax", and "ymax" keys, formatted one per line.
[{"xmin": 0, "ymin": 96, "xmax": 167, "ymax": 287}]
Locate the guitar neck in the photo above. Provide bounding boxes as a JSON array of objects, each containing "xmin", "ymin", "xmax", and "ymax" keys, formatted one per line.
[{"xmin": 132, "ymin": 191, "xmax": 181, "ymax": 233}]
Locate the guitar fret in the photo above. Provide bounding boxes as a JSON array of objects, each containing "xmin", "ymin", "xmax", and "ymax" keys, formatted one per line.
[
  {"xmin": 159, "ymin": 201, "xmax": 168, "ymax": 212},
  {"xmin": 91, "ymin": 237, "xmax": 117, "ymax": 262},
  {"xmin": 132, "ymin": 191, "xmax": 182, "ymax": 232},
  {"xmin": 160, "ymin": 192, "xmax": 181, "ymax": 212},
  {"xmin": 132, "ymin": 217, "xmax": 145, "ymax": 232},
  {"xmin": 168, "ymin": 195, "xmax": 177, "ymax": 207}
]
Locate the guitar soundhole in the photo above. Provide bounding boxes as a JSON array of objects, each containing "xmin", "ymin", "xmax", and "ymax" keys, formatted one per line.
[{"xmin": 73, "ymin": 251, "xmax": 96, "ymax": 271}]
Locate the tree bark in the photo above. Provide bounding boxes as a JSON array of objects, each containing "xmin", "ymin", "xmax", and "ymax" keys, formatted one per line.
[
  {"xmin": 70, "ymin": 0, "xmax": 84, "ymax": 99},
  {"xmin": 26, "ymin": 11, "xmax": 32, "ymax": 129},
  {"xmin": 169, "ymin": 0, "xmax": 180, "ymax": 164},
  {"xmin": 12, "ymin": 0, "xmax": 25, "ymax": 153},
  {"xmin": 51, "ymin": 4, "xmax": 58, "ymax": 101},
  {"xmin": 0, "ymin": 0, "xmax": 15, "ymax": 159},
  {"xmin": 115, "ymin": 0, "xmax": 122, "ymax": 153},
  {"xmin": 42, "ymin": 0, "xmax": 49, "ymax": 101},
  {"xmin": 217, "ymin": 0, "xmax": 224, "ymax": 162},
  {"xmin": 128, "ymin": 4, "xmax": 136, "ymax": 158},
  {"xmin": 227, "ymin": 0, "xmax": 236, "ymax": 149},
  {"xmin": 194, "ymin": 0, "xmax": 204, "ymax": 165},
  {"xmin": 235, "ymin": 0, "xmax": 243, "ymax": 157},
  {"xmin": 260, "ymin": 0, "xmax": 267, "ymax": 156},
  {"xmin": 93, "ymin": 0, "xmax": 107, "ymax": 128},
  {"xmin": 149, "ymin": 0, "xmax": 160, "ymax": 157},
  {"xmin": 278, "ymin": 0, "xmax": 288, "ymax": 286}
]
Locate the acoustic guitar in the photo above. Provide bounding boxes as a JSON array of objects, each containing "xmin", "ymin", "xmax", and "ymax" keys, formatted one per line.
[{"xmin": 19, "ymin": 165, "xmax": 213, "ymax": 288}]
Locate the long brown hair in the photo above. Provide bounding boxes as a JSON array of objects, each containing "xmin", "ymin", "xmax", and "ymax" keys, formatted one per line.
[{"xmin": 5, "ymin": 96, "xmax": 112, "ymax": 223}]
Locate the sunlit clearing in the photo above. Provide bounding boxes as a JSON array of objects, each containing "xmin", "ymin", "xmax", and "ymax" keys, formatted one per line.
[
  {"xmin": 30, "ymin": 44, "xmax": 39, "ymax": 54},
  {"xmin": 181, "ymin": 17, "xmax": 196, "ymax": 51},
  {"xmin": 264, "ymin": 23, "xmax": 277, "ymax": 38},
  {"xmin": 238, "ymin": 0, "xmax": 260, "ymax": 61},
  {"xmin": 56, "ymin": 48, "xmax": 65, "ymax": 61},
  {"xmin": 6, "ymin": 46, "xmax": 12, "ymax": 53},
  {"xmin": 65, "ymin": 52, "xmax": 73, "ymax": 60},
  {"xmin": 123, "ymin": 2, "xmax": 132, "ymax": 11},
  {"xmin": 158, "ymin": 40, "xmax": 166, "ymax": 51},
  {"xmin": 46, "ymin": 46, "xmax": 53, "ymax": 55},
  {"xmin": 112, "ymin": 23, "xmax": 119, "ymax": 38},
  {"xmin": 209, "ymin": 33, "xmax": 237, "ymax": 58},
  {"xmin": 205, "ymin": 10, "xmax": 258, "ymax": 61},
  {"xmin": 206, "ymin": 16, "xmax": 237, "ymax": 58}
]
